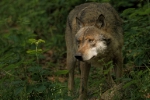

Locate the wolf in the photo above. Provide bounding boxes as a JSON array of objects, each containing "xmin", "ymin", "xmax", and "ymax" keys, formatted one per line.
[{"xmin": 65, "ymin": 2, "xmax": 123, "ymax": 100}]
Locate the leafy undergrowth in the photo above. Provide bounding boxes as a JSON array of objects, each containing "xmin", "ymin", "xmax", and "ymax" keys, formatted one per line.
[{"xmin": 0, "ymin": 0, "xmax": 150, "ymax": 100}]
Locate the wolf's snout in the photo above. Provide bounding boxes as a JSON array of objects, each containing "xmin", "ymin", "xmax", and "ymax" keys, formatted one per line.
[{"xmin": 75, "ymin": 53, "xmax": 83, "ymax": 61}]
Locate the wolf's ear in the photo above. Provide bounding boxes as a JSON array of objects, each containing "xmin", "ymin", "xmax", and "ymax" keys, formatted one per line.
[
  {"xmin": 76, "ymin": 17, "xmax": 84, "ymax": 28},
  {"xmin": 95, "ymin": 14, "xmax": 105, "ymax": 28}
]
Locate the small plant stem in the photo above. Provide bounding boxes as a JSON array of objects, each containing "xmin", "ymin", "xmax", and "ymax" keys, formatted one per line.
[
  {"xmin": 35, "ymin": 42, "xmax": 39, "ymax": 64},
  {"xmin": 35, "ymin": 41, "xmax": 44, "ymax": 84}
]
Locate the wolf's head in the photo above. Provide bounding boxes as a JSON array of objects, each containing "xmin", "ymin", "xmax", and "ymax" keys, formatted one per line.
[{"xmin": 75, "ymin": 14, "xmax": 111, "ymax": 61}]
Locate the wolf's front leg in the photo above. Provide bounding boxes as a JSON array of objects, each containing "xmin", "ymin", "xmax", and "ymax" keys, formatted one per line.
[
  {"xmin": 67, "ymin": 54, "xmax": 76, "ymax": 96},
  {"xmin": 114, "ymin": 51, "xmax": 123, "ymax": 83},
  {"xmin": 78, "ymin": 62, "xmax": 91, "ymax": 100}
]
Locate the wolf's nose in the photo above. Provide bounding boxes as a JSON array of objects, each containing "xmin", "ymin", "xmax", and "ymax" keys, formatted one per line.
[
  {"xmin": 75, "ymin": 55, "xmax": 83, "ymax": 61},
  {"xmin": 75, "ymin": 53, "xmax": 83, "ymax": 61}
]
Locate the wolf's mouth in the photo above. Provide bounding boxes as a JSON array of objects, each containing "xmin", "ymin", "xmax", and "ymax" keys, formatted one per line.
[{"xmin": 91, "ymin": 56, "xmax": 96, "ymax": 60}]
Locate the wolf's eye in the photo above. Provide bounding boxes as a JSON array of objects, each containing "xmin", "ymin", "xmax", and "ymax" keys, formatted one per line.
[
  {"xmin": 76, "ymin": 40, "xmax": 80, "ymax": 47},
  {"xmin": 77, "ymin": 40, "xmax": 81, "ymax": 44},
  {"xmin": 88, "ymin": 39, "xmax": 94, "ymax": 43},
  {"xmin": 103, "ymin": 38, "xmax": 111, "ymax": 45}
]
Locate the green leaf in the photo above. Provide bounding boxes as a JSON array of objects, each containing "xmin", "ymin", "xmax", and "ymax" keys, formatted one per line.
[
  {"xmin": 138, "ymin": 8, "xmax": 150, "ymax": 15},
  {"xmin": 26, "ymin": 49, "xmax": 42, "ymax": 54},
  {"xmin": 35, "ymin": 85, "xmax": 46, "ymax": 92},
  {"xmin": 27, "ymin": 85, "xmax": 35, "ymax": 93},
  {"xmin": 37, "ymin": 49, "xmax": 42, "ymax": 52},
  {"xmin": 123, "ymin": 80, "xmax": 137, "ymax": 89},
  {"xmin": 121, "ymin": 8, "xmax": 135, "ymax": 16},
  {"xmin": 14, "ymin": 86, "xmax": 24, "ymax": 95},
  {"xmin": 55, "ymin": 70, "xmax": 69, "ymax": 75},
  {"xmin": 37, "ymin": 39, "xmax": 45, "ymax": 43},
  {"xmin": 26, "ymin": 49, "xmax": 36, "ymax": 54},
  {"xmin": 28, "ymin": 39, "xmax": 37, "ymax": 44},
  {"xmin": 144, "ymin": 8, "xmax": 150, "ymax": 14},
  {"xmin": 28, "ymin": 66, "xmax": 42, "ymax": 73}
]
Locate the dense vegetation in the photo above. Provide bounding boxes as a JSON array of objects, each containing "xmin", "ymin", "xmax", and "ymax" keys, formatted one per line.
[{"xmin": 0, "ymin": 0, "xmax": 149, "ymax": 100}]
